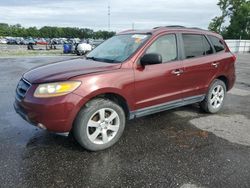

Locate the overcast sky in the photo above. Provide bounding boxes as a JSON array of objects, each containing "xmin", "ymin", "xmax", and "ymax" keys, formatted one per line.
[{"xmin": 0, "ymin": 0, "xmax": 220, "ymax": 31}]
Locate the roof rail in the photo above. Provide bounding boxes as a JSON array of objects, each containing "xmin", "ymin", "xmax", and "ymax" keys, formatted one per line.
[
  {"xmin": 153, "ymin": 25, "xmax": 186, "ymax": 29},
  {"xmin": 189, "ymin": 27, "xmax": 206, "ymax": 30},
  {"xmin": 165, "ymin": 25, "xmax": 186, "ymax": 28},
  {"xmin": 153, "ymin": 25, "xmax": 211, "ymax": 32},
  {"xmin": 153, "ymin": 26, "xmax": 162, "ymax": 29}
]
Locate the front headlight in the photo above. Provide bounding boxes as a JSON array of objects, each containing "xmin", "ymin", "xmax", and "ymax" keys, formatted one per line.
[{"xmin": 34, "ymin": 81, "xmax": 81, "ymax": 98}]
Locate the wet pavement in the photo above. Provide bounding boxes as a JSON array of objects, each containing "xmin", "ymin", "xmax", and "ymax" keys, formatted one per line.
[{"xmin": 0, "ymin": 55, "xmax": 250, "ymax": 188}]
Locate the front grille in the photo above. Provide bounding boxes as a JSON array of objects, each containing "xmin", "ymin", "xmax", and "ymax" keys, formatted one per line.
[{"xmin": 16, "ymin": 79, "xmax": 31, "ymax": 101}]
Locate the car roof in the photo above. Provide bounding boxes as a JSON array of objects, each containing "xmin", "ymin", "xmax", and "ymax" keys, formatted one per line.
[{"xmin": 118, "ymin": 26, "xmax": 223, "ymax": 39}]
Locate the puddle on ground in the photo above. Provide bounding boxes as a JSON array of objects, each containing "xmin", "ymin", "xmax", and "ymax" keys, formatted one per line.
[
  {"xmin": 165, "ymin": 125, "xmax": 209, "ymax": 149},
  {"xmin": 190, "ymin": 114, "xmax": 250, "ymax": 146}
]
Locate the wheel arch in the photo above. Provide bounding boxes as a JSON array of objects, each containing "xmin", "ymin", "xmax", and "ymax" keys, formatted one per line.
[
  {"xmin": 90, "ymin": 93, "xmax": 131, "ymax": 119},
  {"xmin": 216, "ymin": 75, "xmax": 229, "ymax": 90},
  {"xmin": 76, "ymin": 90, "xmax": 132, "ymax": 120}
]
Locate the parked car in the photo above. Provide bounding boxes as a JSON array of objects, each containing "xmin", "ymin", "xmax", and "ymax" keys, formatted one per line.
[
  {"xmin": 26, "ymin": 37, "xmax": 36, "ymax": 45},
  {"xmin": 7, "ymin": 38, "xmax": 17, "ymax": 44},
  {"xmin": 19, "ymin": 39, "xmax": 29, "ymax": 45},
  {"xmin": 15, "ymin": 37, "xmax": 29, "ymax": 45},
  {"xmin": 0, "ymin": 38, "xmax": 7, "ymax": 44},
  {"xmin": 36, "ymin": 38, "xmax": 48, "ymax": 45},
  {"xmin": 26, "ymin": 37, "xmax": 36, "ymax": 50},
  {"xmin": 14, "ymin": 26, "xmax": 236, "ymax": 151},
  {"xmin": 15, "ymin": 37, "xmax": 22, "ymax": 44}
]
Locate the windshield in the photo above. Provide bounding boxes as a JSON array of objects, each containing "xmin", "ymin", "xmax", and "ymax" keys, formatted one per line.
[{"xmin": 86, "ymin": 34, "xmax": 150, "ymax": 63}]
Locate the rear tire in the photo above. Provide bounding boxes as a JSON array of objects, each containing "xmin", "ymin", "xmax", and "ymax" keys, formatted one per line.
[
  {"xmin": 73, "ymin": 98, "xmax": 125, "ymax": 151},
  {"xmin": 201, "ymin": 79, "xmax": 226, "ymax": 113}
]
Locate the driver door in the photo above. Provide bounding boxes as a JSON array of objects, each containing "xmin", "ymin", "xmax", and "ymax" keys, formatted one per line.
[{"xmin": 134, "ymin": 34, "xmax": 184, "ymax": 111}]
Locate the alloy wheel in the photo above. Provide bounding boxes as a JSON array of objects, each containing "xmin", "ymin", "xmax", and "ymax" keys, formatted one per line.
[
  {"xmin": 210, "ymin": 85, "xmax": 225, "ymax": 109},
  {"xmin": 86, "ymin": 108, "xmax": 120, "ymax": 145}
]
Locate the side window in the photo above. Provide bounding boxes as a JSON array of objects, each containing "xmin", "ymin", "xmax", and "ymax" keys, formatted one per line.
[
  {"xmin": 208, "ymin": 35, "xmax": 225, "ymax": 52},
  {"xmin": 202, "ymin": 36, "xmax": 214, "ymax": 55},
  {"xmin": 182, "ymin": 34, "xmax": 213, "ymax": 59},
  {"xmin": 146, "ymin": 34, "xmax": 177, "ymax": 62}
]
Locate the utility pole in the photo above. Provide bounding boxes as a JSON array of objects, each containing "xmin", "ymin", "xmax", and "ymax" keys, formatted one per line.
[{"xmin": 108, "ymin": 5, "xmax": 110, "ymax": 31}]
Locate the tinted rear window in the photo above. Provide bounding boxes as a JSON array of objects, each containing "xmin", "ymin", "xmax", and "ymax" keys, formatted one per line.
[
  {"xmin": 208, "ymin": 35, "xmax": 225, "ymax": 52},
  {"xmin": 182, "ymin": 34, "xmax": 213, "ymax": 59}
]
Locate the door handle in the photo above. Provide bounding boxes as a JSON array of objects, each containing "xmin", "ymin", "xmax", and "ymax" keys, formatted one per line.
[
  {"xmin": 212, "ymin": 62, "xmax": 220, "ymax": 68},
  {"xmin": 171, "ymin": 69, "xmax": 183, "ymax": 76}
]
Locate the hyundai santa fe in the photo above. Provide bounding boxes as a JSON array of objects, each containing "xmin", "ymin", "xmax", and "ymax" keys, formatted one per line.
[{"xmin": 14, "ymin": 26, "xmax": 236, "ymax": 151}]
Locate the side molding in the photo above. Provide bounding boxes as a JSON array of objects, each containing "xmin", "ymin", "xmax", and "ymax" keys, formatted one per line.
[{"xmin": 129, "ymin": 95, "xmax": 205, "ymax": 119}]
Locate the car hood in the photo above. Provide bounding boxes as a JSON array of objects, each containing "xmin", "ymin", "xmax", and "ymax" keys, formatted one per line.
[{"xmin": 23, "ymin": 58, "xmax": 121, "ymax": 84}]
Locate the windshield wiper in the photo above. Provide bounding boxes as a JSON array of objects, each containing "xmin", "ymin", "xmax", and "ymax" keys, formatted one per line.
[
  {"xmin": 86, "ymin": 56, "xmax": 97, "ymax": 61},
  {"xmin": 86, "ymin": 56, "xmax": 120, "ymax": 63},
  {"xmin": 98, "ymin": 58, "xmax": 120, "ymax": 63}
]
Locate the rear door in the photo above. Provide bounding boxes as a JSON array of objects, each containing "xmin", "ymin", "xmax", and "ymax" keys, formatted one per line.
[
  {"xmin": 180, "ymin": 33, "xmax": 219, "ymax": 98},
  {"xmin": 134, "ymin": 33, "xmax": 184, "ymax": 110}
]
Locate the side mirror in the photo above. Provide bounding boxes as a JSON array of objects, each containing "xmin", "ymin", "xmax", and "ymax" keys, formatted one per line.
[{"xmin": 140, "ymin": 53, "xmax": 162, "ymax": 66}]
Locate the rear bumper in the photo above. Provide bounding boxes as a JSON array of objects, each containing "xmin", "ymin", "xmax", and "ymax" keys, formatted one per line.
[{"xmin": 14, "ymin": 93, "xmax": 85, "ymax": 133}]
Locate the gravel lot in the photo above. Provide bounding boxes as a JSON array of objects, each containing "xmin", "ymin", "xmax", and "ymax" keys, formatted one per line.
[
  {"xmin": 0, "ymin": 54, "xmax": 250, "ymax": 188},
  {"xmin": 0, "ymin": 44, "xmax": 64, "ymax": 56}
]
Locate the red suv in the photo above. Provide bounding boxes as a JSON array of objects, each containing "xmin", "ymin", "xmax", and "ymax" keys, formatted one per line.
[{"xmin": 14, "ymin": 26, "xmax": 236, "ymax": 151}]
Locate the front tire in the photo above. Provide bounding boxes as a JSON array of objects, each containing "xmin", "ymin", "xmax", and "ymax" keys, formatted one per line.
[
  {"xmin": 201, "ymin": 79, "xmax": 226, "ymax": 113},
  {"xmin": 73, "ymin": 98, "xmax": 125, "ymax": 151}
]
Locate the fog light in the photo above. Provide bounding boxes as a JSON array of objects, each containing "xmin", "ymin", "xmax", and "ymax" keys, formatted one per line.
[{"xmin": 37, "ymin": 123, "xmax": 47, "ymax": 130}]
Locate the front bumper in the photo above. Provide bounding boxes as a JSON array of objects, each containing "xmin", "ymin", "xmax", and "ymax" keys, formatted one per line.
[
  {"xmin": 14, "ymin": 101, "xmax": 37, "ymax": 127},
  {"xmin": 14, "ymin": 92, "xmax": 85, "ymax": 133}
]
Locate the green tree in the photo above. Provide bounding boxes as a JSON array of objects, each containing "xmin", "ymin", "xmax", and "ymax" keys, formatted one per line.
[
  {"xmin": 225, "ymin": 1, "xmax": 250, "ymax": 39},
  {"xmin": 0, "ymin": 23, "xmax": 9, "ymax": 36},
  {"xmin": 26, "ymin": 27, "xmax": 39, "ymax": 37},
  {"xmin": 0, "ymin": 23, "xmax": 116, "ymax": 39},
  {"xmin": 208, "ymin": 0, "xmax": 230, "ymax": 33},
  {"xmin": 209, "ymin": 0, "xmax": 250, "ymax": 39}
]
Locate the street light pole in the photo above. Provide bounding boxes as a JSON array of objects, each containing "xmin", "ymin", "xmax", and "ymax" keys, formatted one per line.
[{"xmin": 108, "ymin": 5, "xmax": 110, "ymax": 31}]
